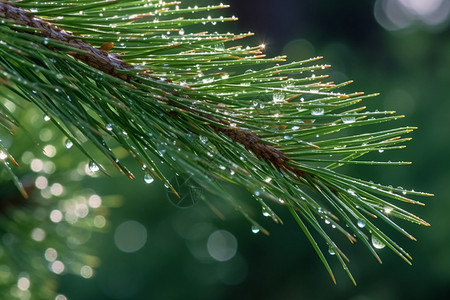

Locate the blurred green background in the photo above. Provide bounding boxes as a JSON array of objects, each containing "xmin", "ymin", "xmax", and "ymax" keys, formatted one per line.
[{"xmin": 55, "ymin": 0, "xmax": 450, "ymax": 299}]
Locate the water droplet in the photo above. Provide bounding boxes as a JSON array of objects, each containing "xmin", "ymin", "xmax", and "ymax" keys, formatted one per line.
[
  {"xmin": 144, "ymin": 172, "xmax": 154, "ymax": 184},
  {"xmin": 44, "ymin": 115, "xmax": 51, "ymax": 122},
  {"xmin": 64, "ymin": 139, "xmax": 73, "ymax": 149},
  {"xmin": 328, "ymin": 246, "xmax": 335, "ymax": 255},
  {"xmin": 371, "ymin": 235, "xmax": 386, "ymax": 249},
  {"xmin": 378, "ymin": 149, "xmax": 384, "ymax": 153},
  {"xmin": 347, "ymin": 189, "xmax": 357, "ymax": 196},
  {"xmin": 311, "ymin": 108, "xmax": 324, "ymax": 116},
  {"xmin": 341, "ymin": 116, "xmax": 355, "ymax": 124},
  {"xmin": 0, "ymin": 151, "xmax": 7, "ymax": 160},
  {"xmin": 179, "ymin": 28, "xmax": 184, "ymax": 35},
  {"xmin": 254, "ymin": 190, "xmax": 260, "ymax": 196},
  {"xmin": 251, "ymin": 225, "xmax": 260, "ymax": 234},
  {"xmin": 202, "ymin": 77, "xmax": 214, "ymax": 84},
  {"xmin": 383, "ymin": 206, "xmax": 393, "ymax": 214},
  {"xmin": 324, "ymin": 219, "xmax": 331, "ymax": 225},
  {"xmin": 262, "ymin": 208, "xmax": 270, "ymax": 217},
  {"xmin": 199, "ymin": 136, "xmax": 208, "ymax": 144},
  {"xmin": 88, "ymin": 160, "xmax": 99, "ymax": 172},
  {"xmin": 357, "ymin": 219, "xmax": 366, "ymax": 228}
]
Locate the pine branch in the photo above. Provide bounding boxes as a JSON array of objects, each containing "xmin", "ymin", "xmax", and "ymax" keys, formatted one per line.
[
  {"xmin": 0, "ymin": 1, "xmax": 306, "ymax": 182},
  {"xmin": 0, "ymin": 0, "xmax": 433, "ymax": 285}
]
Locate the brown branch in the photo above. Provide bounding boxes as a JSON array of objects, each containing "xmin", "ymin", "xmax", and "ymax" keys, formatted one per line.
[
  {"xmin": 0, "ymin": 1, "xmax": 133, "ymax": 80},
  {"xmin": 0, "ymin": 1, "xmax": 305, "ymax": 178}
]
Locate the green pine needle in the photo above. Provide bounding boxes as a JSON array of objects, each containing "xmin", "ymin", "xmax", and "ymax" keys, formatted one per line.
[{"xmin": 0, "ymin": 0, "xmax": 433, "ymax": 283}]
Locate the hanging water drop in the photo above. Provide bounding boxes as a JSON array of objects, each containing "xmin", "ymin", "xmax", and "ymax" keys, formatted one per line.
[
  {"xmin": 341, "ymin": 116, "xmax": 355, "ymax": 124},
  {"xmin": 357, "ymin": 219, "xmax": 366, "ymax": 228},
  {"xmin": 64, "ymin": 139, "xmax": 73, "ymax": 149},
  {"xmin": 0, "ymin": 151, "xmax": 7, "ymax": 160},
  {"xmin": 44, "ymin": 115, "xmax": 51, "ymax": 122},
  {"xmin": 328, "ymin": 246, "xmax": 336, "ymax": 255},
  {"xmin": 347, "ymin": 189, "xmax": 357, "ymax": 196},
  {"xmin": 251, "ymin": 225, "xmax": 260, "ymax": 234},
  {"xmin": 378, "ymin": 149, "xmax": 384, "ymax": 153},
  {"xmin": 144, "ymin": 172, "xmax": 154, "ymax": 184},
  {"xmin": 262, "ymin": 208, "xmax": 270, "ymax": 217},
  {"xmin": 106, "ymin": 123, "xmax": 113, "ymax": 131},
  {"xmin": 383, "ymin": 206, "xmax": 393, "ymax": 214},
  {"xmin": 311, "ymin": 108, "xmax": 324, "ymax": 116},
  {"xmin": 88, "ymin": 160, "xmax": 99, "ymax": 172},
  {"xmin": 199, "ymin": 136, "xmax": 208, "ymax": 144},
  {"xmin": 371, "ymin": 235, "xmax": 386, "ymax": 250}
]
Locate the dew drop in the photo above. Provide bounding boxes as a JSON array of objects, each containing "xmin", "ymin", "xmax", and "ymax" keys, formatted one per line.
[
  {"xmin": 378, "ymin": 149, "xmax": 384, "ymax": 153},
  {"xmin": 328, "ymin": 246, "xmax": 335, "ymax": 255},
  {"xmin": 144, "ymin": 172, "xmax": 154, "ymax": 184},
  {"xmin": 311, "ymin": 108, "xmax": 324, "ymax": 116},
  {"xmin": 262, "ymin": 208, "xmax": 270, "ymax": 217},
  {"xmin": 199, "ymin": 136, "xmax": 208, "ymax": 144},
  {"xmin": 0, "ymin": 151, "xmax": 7, "ymax": 160},
  {"xmin": 383, "ymin": 206, "xmax": 393, "ymax": 214},
  {"xmin": 44, "ymin": 115, "xmax": 51, "ymax": 122},
  {"xmin": 202, "ymin": 77, "xmax": 214, "ymax": 84},
  {"xmin": 357, "ymin": 219, "xmax": 366, "ymax": 228},
  {"xmin": 341, "ymin": 116, "xmax": 355, "ymax": 124},
  {"xmin": 106, "ymin": 123, "xmax": 113, "ymax": 131},
  {"xmin": 347, "ymin": 189, "xmax": 357, "ymax": 196},
  {"xmin": 371, "ymin": 235, "xmax": 386, "ymax": 249},
  {"xmin": 88, "ymin": 160, "xmax": 99, "ymax": 172},
  {"xmin": 64, "ymin": 139, "xmax": 73, "ymax": 149},
  {"xmin": 251, "ymin": 225, "xmax": 260, "ymax": 234}
]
